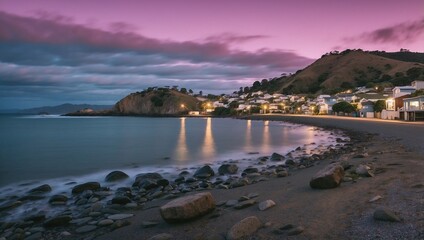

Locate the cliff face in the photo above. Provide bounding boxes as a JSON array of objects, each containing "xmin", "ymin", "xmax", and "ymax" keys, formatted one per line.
[{"xmin": 114, "ymin": 89, "xmax": 199, "ymax": 115}]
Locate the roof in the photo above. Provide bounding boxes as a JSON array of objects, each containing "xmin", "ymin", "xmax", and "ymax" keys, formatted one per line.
[{"xmin": 403, "ymin": 95, "xmax": 424, "ymax": 101}]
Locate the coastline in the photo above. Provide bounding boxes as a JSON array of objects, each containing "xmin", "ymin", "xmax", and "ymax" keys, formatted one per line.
[{"xmin": 1, "ymin": 116, "xmax": 423, "ymax": 240}]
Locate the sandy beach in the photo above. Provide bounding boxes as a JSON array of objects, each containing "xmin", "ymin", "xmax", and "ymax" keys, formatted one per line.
[
  {"xmin": 93, "ymin": 115, "xmax": 423, "ymax": 240},
  {"xmin": 1, "ymin": 115, "xmax": 423, "ymax": 240}
]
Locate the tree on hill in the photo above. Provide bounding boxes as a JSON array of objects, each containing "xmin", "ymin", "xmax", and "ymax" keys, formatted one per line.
[{"xmin": 332, "ymin": 101, "xmax": 356, "ymax": 113}]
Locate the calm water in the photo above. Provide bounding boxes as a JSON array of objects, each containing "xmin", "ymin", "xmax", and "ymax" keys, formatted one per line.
[{"xmin": 0, "ymin": 115, "xmax": 339, "ymax": 187}]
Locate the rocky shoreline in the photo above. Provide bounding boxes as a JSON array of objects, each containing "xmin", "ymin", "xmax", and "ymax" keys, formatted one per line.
[{"xmin": 1, "ymin": 118, "xmax": 423, "ymax": 240}]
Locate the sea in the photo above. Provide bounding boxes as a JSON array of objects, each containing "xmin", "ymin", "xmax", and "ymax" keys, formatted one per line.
[{"xmin": 0, "ymin": 115, "xmax": 346, "ymax": 192}]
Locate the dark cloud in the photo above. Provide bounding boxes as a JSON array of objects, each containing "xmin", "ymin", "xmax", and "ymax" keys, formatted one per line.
[
  {"xmin": 0, "ymin": 11, "xmax": 313, "ymax": 108},
  {"xmin": 345, "ymin": 18, "xmax": 424, "ymax": 44}
]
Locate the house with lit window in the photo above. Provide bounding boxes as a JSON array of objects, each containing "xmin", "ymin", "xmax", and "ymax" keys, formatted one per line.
[{"xmin": 401, "ymin": 96, "xmax": 424, "ymax": 121}]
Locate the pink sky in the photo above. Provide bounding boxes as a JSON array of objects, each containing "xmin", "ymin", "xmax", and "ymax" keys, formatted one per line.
[
  {"xmin": 2, "ymin": 0, "xmax": 423, "ymax": 57},
  {"xmin": 0, "ymin": 0, "xmax": 423, "ymax": 108}
]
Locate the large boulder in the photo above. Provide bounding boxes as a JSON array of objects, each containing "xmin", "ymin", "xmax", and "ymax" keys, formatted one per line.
[
  {"xmin": 160, "ymin": 192, "xmax": 215, "ymax": 223},
  {"xmin": 309, "ymin": 163, "xmax": 344, "ymax": 189},
  {"xmin": 270, "ymin": 153, "xmax": 284, "ymax": 161},
  {"xmin": 28, "ymin": 184, "xmax": 52, "ymax": 194},
  {"xmin": 226, "ymin": 216, "xmax": 262, "ymax": 240},
  {"xmin": 105, "ymin": 171, "xmax": 129, "ymax": 182},
  {"xmin": 72, "ymin": 182, "xmax": 101, "ymax": 194},
  {"xmin": 194, "ymin": 165, "xmax": 215, "ymax": 179},
  {"xmin": 218, "ymin": 164, "xmax": 238, "ymax": 175},
  {"xmin": 133, "ymin": 173, "xmax": 163, "ymax": 188}
]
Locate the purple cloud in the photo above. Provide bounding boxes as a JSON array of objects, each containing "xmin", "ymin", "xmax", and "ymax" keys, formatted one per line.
[{"xmin": 346, "ymin": 18, "xmax": 424, "ymax": 44}]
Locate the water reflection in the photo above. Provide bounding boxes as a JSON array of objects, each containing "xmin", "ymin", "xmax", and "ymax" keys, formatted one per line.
[
  {"xmin": 201, "ymin": 118, "xmax": 216, "ymax": 159},
  {"xmin": 262, "ymin": 120, "xmax": 271, "ymax": 152},
  {"xmin": 245, "ymin": 120, "xmax": 252, "ymax": 151},
  {"xmin": 175, "ymin": 117, "xmax": 188, "ymax": 161}
]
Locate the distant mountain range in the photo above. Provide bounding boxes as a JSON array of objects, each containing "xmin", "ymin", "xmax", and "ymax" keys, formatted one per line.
[
  {"xmin": 243, "ymin": 50, "xmax": 424, "ymax": 95},
  {"xmin": 4, "ymin": 103, "xmax": 114, "ymax": 114}
]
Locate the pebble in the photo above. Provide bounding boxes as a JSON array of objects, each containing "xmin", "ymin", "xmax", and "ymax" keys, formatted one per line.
[
  {"xmin": 225, "ymin": 200, "xmax": 238, "ymax": 207},
  {"xmin": 373, "ymin": 207, "xmax": 401, "ymax": 222},
  {"xmin": 75, "ymin": 225, "xmax": 97, "ymax": 233},
  {"xmin": 287, "ymin": 226, "xmax": 305, "ymax": 236},
  {"xmin": 226, "ymin": 216, "xmax": 262, "ymax": 240},
  {"xmin": 107, "ymin": 213, "xmax": 134, "ymax": 220},
  {"xmin": 60, "ymin": 231, "xmax": 72, "ymax": 236},
  {"xmin": 234, "ymin": 199, "xmax": 256, "ymax": 209},
  {"xmin": 148, "ymin": 233, "xmax": 174, "ymax": 240},
  {"xmin": 142, "ymin": 220, "xmax": 159, "ymax": 228},
  {"xmin": 258, "ymin": 200, "xmax": 276, "ymax": 211},
  {"xmin": 98, "ymin": 219, "xmax": 114, "ymax": 226},
  {"xmin": 368, "ymin": 195, "xmax": 383, "ymax": 203}
]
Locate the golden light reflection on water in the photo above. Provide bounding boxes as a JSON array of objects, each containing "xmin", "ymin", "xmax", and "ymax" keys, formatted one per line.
[
  {"xmin": 201, "ymin": 117, "xmax": 216, "ymax": 158},
  {"xmin": 175, "ymin": 117, "xmax": 188, "ymax": 161},
  {"xmin": 262, "ymin": 120, "xmax": 271, "ymax": 152},
  {"xmin": 245, "ymin": 120, "xmax": 252, "ymax": 151}
]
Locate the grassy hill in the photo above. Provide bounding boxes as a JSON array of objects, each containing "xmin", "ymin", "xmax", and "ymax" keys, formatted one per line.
[
  {"xmin": 245, "ymin": 50, "xmax": 424, "ymax": 95},
  {"xmin": 114, "ymin": 88, "xmax": 200, "ymax": 115}
]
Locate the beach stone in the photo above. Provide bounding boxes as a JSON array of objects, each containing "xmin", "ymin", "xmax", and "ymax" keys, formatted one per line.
[
  {"xmin": 258, "ymin": 200, "xmax": 276, "ymax": 211},
  {"xmin": 194, "ymin": 165, "xmax": 215, "ymax": 178},
  {"xmin": 234, "ymin": 199, "xmax": 256, "ymax": 209},
  {"xmin": 270, "ymin": 153, "xmax": 284, "ymax": 161},
  {"xmin": 309, "ymin": 163, "xmax": 344, "ymax": 189},
  {"xmin": 112, "ymin": 196, "xmax": 132, "ymax": 205},
  {"xmin": 226, "ymin": 216, "xmax": 262, "ymax": 240},
  {"xmin": 0, "ymin": 201, "xmax": 22, "ymax": 211},
  {"xmin": 277, "ymin": 170, "xmax": 288, "ymax": 178},
  {"xmin": 110, "ymin": 220, "xmax": 131, "ymax": 230},
  {"xmin": 243, "ymin": 167, "xmax": 259, "ymax": 174},
  {"xmin": 75, "ymin": 225, "xmax": 97, "ymax": 233},
  {"xmin": 60, "ymin": 231, "xmax": 71, "ymax": 237},
  {"xmin": 43, "ymin": 215, "xmax": 72, "ymax": 228},
  {"xmin": 28, "ymin": 184, "xmax": 52, "ymax": 194},
  {"xmin": 24, "ymin": 213, "xmax": 46, "ymax": 222},
  {"xmin": 105, "ymin": 171, "xmax": 129, "ymax": 182},
  {"xmin": 148, "ymin": 233, "xmax": 174, "ymax": 240},
  {"xmin": 49, "ymin": 194, "xmax": 68, "ymax": 203},
  {"xmin": 225, "ymin": 200, "xmax": 238, "ymax": 207},
  {"xmin": 26, "ymin": 232, "xmax": 42, "ymax": 240},
  {"xmin": 133, "ymin": 173, "xmax": 163, "ymax": 187},
  {"xmin": 218, "ymin": 164, "xmax": 238, "ymax": 175},
  {"xmin": 98, "ymin": 219, "xmax": 114, "ymax": 226},
  {"xmin": 287, "ymin": 226, "xmax": 305, "ymax": 236},
  {"xmin": 373, "ymin": 207, "xmax": 401, "ymax": 222},
  {"xmin": 157, "ymin": 178, "xmax": 170, "ymax": 187},
  {"xmin": 142, "ymin": 220, "xmax": 159, "ymax": 228},
  {"xmin": 72, "ymin": 182, "xmax": 101, "ymax": 194},
  {"xmin": 230, "ymin": 179, "xmax": 249, "ymax": 188},
  {"xmin": 19, "ymin": 194, "xmax": 46, "ymax": 201},
  {"xmin": 89, "ymin": 212, "xmax": 102, "ymax": 217},
  {"xmin": 70, "ymin": 217, "xmax": 92, "ymax": 226},
  {"xmin": 160, "ymin": 192, "xmax": 216, "ymax": 223},
  {"xmin": 107, "ymin": 213, "xmax": 134, "ymax": 220},
  {"xmin": 369, "ymin": 195, "xmax": 383, "ymax": 203},
  {"xmin": 356, "ymin": 164, "xmax": 374, "ymax": 177}
]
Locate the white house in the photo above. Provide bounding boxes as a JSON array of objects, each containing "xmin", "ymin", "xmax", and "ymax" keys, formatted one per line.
[
  {"xmin": 392, "ymin": 86, "xmax": 416, "ymax": 98},
  {"xmin": 411, "ymin": 80, "xmax": 424, "ymax": 90}
]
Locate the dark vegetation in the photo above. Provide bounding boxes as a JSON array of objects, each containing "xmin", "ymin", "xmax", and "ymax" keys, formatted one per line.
[{"xmin": 332, "ymin": 101, "xmax": 356, "ymax": 113}]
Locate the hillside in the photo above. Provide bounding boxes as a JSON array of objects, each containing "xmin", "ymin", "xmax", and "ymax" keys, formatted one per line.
[
  {"xmin": 114, "ymin": 88, "xmax": 200, "ymax": 115},
  {"xmin": 244, "ymin": 50, "xmax": 424, "ymax": 95}
]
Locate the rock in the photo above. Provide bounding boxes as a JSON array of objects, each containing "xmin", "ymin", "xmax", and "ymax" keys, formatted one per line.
[
  {"xmin": 26, "ymin": 232, "xmax": 42, "ymax": 240},
  {"xmin": 369, "ymin": 195, "xmax": 382, "ymax": 203},
  {"xmin": 160, "ymin": 192, "xmax": 215, "ymax": 223},
  {"xmin": 110, "ymin": 220, "xmax": 131, "ymax": 230},
  {"xmin": 28, "ymin": 184, "xmax": 52, "ymax": 194},
  {"xmin": 258, "ymin": 200, "xmax": 276, "ymax": 211},
  {"xmin": 234, "ymin": 199, "xmax": 256, "ymax": 209},
  {"xmin": 142, "ymin": 220, "xmax": 159, "ymax": 228},
  {"xmin": 277, "ymin": 171, "xmax": 288, "ymax": 178},
  {"xmin": 111, "ymin": 196, "xmax": 132, "ymax": 205},
  {"xmin": 287, "ymin": 226, "xmax": 304, "ymax": 236},
  {"xmin": 279, "ymin": 224, "xmax": 295, "ymax": 230},
  {"xmin": 43, "ymin": 215, "xmax": 72, "ymax": 228},
  {"xmin": 133, "ymin": 173, "xmax": 163, "ymax": 187},
  {"xmin": 24, "ymin": 213, "xmax": 46, "ymax": 222},
  {"xmin": 105, "ymin": 171, "xmax": 129, "ymax": 182},
  {"xmin": 98, "ymin": 219, "xmax": 114, "ymax": 226},
  {"xmin": 157, "ymin": 179, "xmax": 170, "ymax": 187},
  {"xmin": 0, "ymin": 201, "xmax": 22, "ymax": 211},
  {"xmin": 226, "ymin": 216, "xmax": 262, "ymax": 240},
  {"xmin": 49, "ymin": 194, "xmax": 68, "ymax": 203},
  {"xmin": 243, "ymin": 167, "xmax": 258, "ymax": 174},
  {"xmin": 194, "ymin": 165, "xmax": 215, "ymax": 178},
  {"xmin": 61, "ymin": 231, "xmax": 72, "ymax": 237},
  {"xmin": 356, "ymin": 164, "xmax": 374, "ymax": 177},
  {"xmin": 72, "ymin": 182, "xmax": 101, "ymax": 194},
  {"xmin": 225, "ymin": 200, "xmax": 239, "ymax": 207},
  {"xmin": 107, "ymin": 214, "xmax": 134, "ymax": 220},
  {"xmin": 75, "ymin": 225, "xmax": 97, "ymax": 233},
  {"xmin": 218, "ymin": 164, "xmax": 238, "ymax": 175},
  {"xmin": 229, "ymin": 178, "xmax": 249, "ymax": 188},
  {"xmin": 148, "ymin": 233, "xmax": 174, "ymax": 240},
  {"xmin": 309, "ymin": 163, "xmax": 344, "ymax": 189},
  {"xmin": 373, "ymin": 208, "xmax": 401, "ymax": 222},
  {"xmin": 270, "ymin": 153, "xmax": 284, "ymax": 161}
]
